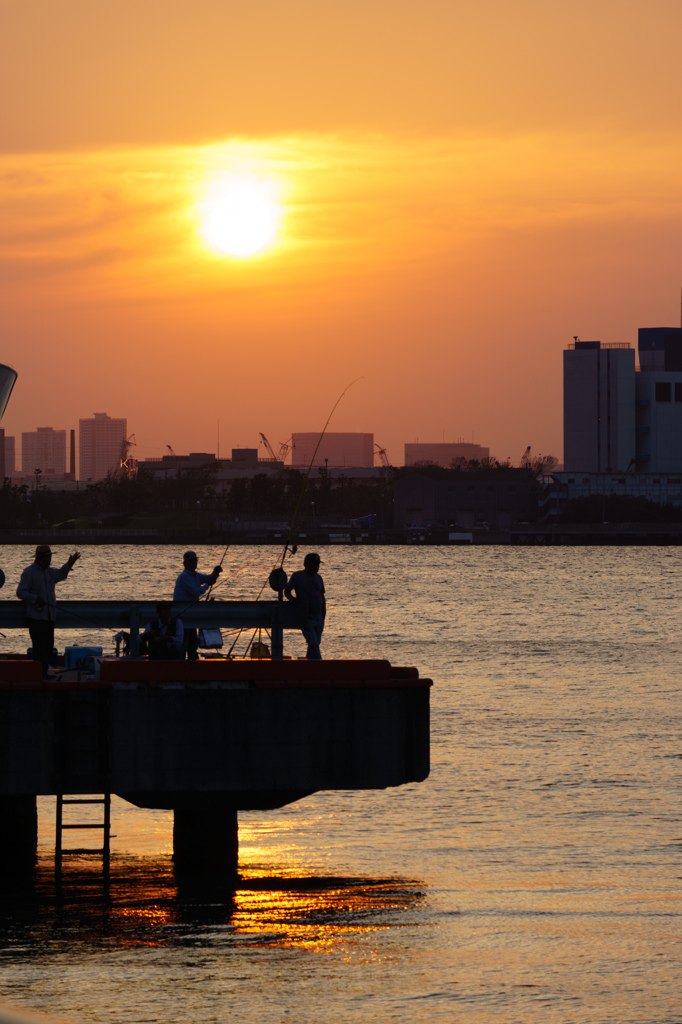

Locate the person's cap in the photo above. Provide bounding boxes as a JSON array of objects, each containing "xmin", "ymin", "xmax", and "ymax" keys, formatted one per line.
[
  {"xmin": 156, "ymin": 600, "xmax": 172, "ymax": 611},
  {"xmin": 304, "ymin": 552, "xmax": 321, "ymax": 564},
  {"xmin": 35, "ymin": 544, "xmax": 52, "ymax": 558},
  {"xmin": 183, "ymin": 550, "xmax": 197, "ymax": 560}
]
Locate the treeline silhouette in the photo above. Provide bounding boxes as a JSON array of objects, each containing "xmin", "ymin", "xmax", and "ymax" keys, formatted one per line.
[{"xmin": 0, "ymin": 459, "xmax": 556, "ymax": 530}]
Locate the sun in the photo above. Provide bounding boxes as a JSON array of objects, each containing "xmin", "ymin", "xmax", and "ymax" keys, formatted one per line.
[{"xmin": 200, "ymin": 176, "xmax": 281, "ymax": 257}]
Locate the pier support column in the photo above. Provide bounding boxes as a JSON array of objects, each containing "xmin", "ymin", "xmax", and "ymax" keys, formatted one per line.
[
  {"xmin": 0, "ymin": 795, "xmax": 37, "ymax": 876},
  {"xmin": 173, "ymin": 798, "xmax": 238, "ymax": 876}
]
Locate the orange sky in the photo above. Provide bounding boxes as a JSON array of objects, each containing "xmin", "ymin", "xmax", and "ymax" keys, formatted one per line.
[{"xmin": 3, "ymin": 0, "xmax": 682, "ymax": 468}]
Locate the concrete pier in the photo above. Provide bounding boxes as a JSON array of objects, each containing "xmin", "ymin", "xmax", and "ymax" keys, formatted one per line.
[
  {"xmin": 173, "ymin": 798, "xmax": 239, "ymax": 875},
  {"xmin": 0, "ymin": 655, "xmax": 431, "ymax": 876},
  {"xmin": 0, "ymin": 796, "xmax": 37, "ymax": 875}
]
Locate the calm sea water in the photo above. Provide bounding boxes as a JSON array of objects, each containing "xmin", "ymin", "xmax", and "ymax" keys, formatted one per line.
[{"xmin": 1, "ymin": 544, "xmax": 681, "ymax": 1024}]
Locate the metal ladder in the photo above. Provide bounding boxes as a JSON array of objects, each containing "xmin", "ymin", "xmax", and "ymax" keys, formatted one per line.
[{"xmin": 55, "ymin": 793, "xmax": 112, "ymax": 878}]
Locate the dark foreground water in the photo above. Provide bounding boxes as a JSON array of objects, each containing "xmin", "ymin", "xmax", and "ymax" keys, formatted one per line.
[{"xmin": 1, "ymin": 545, "xmax": 681, "ymax": 1023}]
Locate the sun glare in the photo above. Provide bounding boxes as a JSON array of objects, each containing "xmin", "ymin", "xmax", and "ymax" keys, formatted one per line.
[{"xmin": 200, "ymin": 176, "xmax": 280, "ymax": 257}]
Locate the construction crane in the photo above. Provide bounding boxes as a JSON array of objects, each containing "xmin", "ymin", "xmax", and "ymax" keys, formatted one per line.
[
  {"xmin": 520, "ymin": 445, "xmax": 532, "ymax": 468},
  {"xmin": 374, "ymin": 443, "xmax": 390, "ymax": 468},
  {"xmin": 278, "ymin": 436, "xmax": 295, "ymax": 462},
  {"xmin": 259, "ymin": 432, "xmax": 281, "ymax": 463},
  {"xmin": 118, "ymin": 434, "xmax": 137, "ymax": 479},
  {"xmin": 166, "ymin": 445, "xmax": 177, "ymax": 458}
]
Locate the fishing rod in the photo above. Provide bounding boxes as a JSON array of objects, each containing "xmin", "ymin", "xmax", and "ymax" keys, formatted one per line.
[
  {"xmin": 226, "ymin": 377, "xmax": 364, "ymax": 657},
  {"xmin": 203, "ymin": 541, "xmax": 230, "ymax": 601},
  {"xmin": 278, "ymin": 376, "xmax": 363, "ymax": 570}
]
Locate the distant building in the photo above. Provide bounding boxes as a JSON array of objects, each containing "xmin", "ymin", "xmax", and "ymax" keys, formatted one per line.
[
  {"xmin": 404, "ymin": 442, "xmax": 489, "ymax": 468},
  {"xmin": 138, "ymin": 452, "xmax": 218, "ymax": 480},
  {"xmin": 635, "ymin": 327, "xmax": 682, "ymax": 472},
  {"xmin": 564, "ymin": 326, "xmax": 682, "ymax": 474},
  {"xmin": 545, "ymin": 471, "xmax": 682, "ymax": 519},
  {"xmin": 394, "ymin": 472, "xmax": 539, "ymax": 531},
  {"xmin": 291, "ymin": 433, "xmax": 374, "ymax": 468},
  {"xmin": 3, "ymin": 434, "xmax": 15, "ymax": 475},
  {"xmin": 563, "ymin": 341, "xmax": 636, "ymax": 472},
  {"xmin": 79, "ymin": 413, "xmax": 127, "ymax": 481},
  {"xmin": 21, "ymin": 427, "xmax": 67, "ymax": 477}
]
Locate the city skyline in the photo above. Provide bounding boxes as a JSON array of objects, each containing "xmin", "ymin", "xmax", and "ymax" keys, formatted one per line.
[{"xmin": 3, "ymin": 3, "xmax": 682, "ymax": 469}]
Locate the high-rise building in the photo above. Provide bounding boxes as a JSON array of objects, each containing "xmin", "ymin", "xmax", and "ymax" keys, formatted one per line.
[
  {"xmin": 291, "ymin": 432, "xmax": 374, "ymax": 468},
  {"xmin": 563, "ymin": 341, "xmax": 636, "ymax": 472},
  {"xmin": 635, "ymin": 327, "xmax": 682, "ymax": 473},
  {"xmin": 79, "ymin": 413, "xmax": 127, "ymax": 481},
  {"xmin": 21, "ymin": 427, "xmax": 67, "ymax": 477},
  {"xmin": 563, "ymin": 327, "xmax": 682, "ymax": 474},
  {"xmin": 404, "ymin": 442, "xmax": 489, "ymax": 467}
]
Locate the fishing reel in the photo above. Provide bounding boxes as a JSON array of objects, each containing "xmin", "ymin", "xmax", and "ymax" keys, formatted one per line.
[{"xmin": 268, "ymin": 568, "xmax": 288, "ymax": 593}]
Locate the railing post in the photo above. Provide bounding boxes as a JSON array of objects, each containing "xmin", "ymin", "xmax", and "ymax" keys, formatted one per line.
[
  {"xmin": 271, "ymin": 597, "xmax": 284, "ymax": 660},
  {"xmin": 129, "ymin": 604, "xmax": 140, "ymax": 657}
]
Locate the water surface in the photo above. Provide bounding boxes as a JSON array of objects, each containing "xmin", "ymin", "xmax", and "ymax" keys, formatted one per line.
[{"xmin": 1, "ymin": 546, "xmax": 681, "ymax": 1023}]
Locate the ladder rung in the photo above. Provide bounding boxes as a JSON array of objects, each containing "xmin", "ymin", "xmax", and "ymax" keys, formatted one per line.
[
  {"xmin": 60, "ymin": 823, "xmax": 108, "ymax": 830},
  {"xmin": 60, "ymin": 798, "xmax": 109, "ymax": 805}
]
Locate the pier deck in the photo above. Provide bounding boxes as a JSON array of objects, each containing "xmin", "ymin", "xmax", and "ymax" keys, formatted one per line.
[{"xmin": 0, "ymin": 601, "xmax": 431, "ymax": 875}]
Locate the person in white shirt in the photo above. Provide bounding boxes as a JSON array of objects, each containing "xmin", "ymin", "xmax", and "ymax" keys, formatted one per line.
[{"xmin": 16, "ymin": 544, "xmax": 80, "ymax": 678}]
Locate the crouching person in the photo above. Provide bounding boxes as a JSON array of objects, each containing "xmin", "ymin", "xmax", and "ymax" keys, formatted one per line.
[{"xmin": 142, "ymin": 601, "xmax": 184, "ymax": 659}]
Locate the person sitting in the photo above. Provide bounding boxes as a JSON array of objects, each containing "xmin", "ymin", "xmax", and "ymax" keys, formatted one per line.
[{"xmin": 142, "ymin": 602, "xmax": 184, "ymax": 660}]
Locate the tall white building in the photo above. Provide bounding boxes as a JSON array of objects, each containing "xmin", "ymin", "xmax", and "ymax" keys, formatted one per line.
[
  {"xmin": 21, "ymin": 427, "xmax": 67, "ymax": 477},
  {"xmin": 563, "ymin": 341, "xmax": 635, "ymax": 473},
  {"xmin": 563, "ymin": 326, "xmax": 682, "ymax": 474},
  {"xmin": 79, "ymin": 413, "xmax": 127, "ymax": 481},
  {"xmin": 635, "ymin": 327, "xmax": 682, "ymax": 472}
]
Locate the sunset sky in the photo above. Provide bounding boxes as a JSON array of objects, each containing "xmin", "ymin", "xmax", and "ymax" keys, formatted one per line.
[{"xmin": 3, "ymin": 0, "xmax": 682, "ymax": 469}]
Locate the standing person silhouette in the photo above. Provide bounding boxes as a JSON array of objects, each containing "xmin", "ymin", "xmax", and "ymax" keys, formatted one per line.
[
  {"xmin": 284, "ymin": 552, "xmax": 326, "ymax": 659},
  {"xmin": 173, "ymin": 550, "xmax": 222, "ymax": 659},
  {"xmin": 16, "ymin": 544, "xmax": 80, "ymax": 678}
]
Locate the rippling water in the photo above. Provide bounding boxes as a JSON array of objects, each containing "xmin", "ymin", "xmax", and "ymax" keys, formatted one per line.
[{"xmin": 1, "ymin": 545, "xmax": 681, "ymax": 1023}]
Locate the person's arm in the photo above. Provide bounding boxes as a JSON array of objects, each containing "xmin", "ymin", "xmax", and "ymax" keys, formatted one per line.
[
  {"xmin": 53, "ymin": 551, "xmax": 80, "ymax": 583},
  {"xmin": 320, "ymin": 578, "xmax": 326, "ymax": 618}
]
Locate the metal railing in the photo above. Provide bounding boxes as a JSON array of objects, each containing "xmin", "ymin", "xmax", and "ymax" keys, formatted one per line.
[{"xmin": 0, "ymin": 599, "xmax": 300, "ymax": 659}]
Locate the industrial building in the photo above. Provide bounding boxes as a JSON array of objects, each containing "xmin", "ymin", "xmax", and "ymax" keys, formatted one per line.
[
  {"xmin": 394, "ymin": 472, "xmax": 538, "ymax": 531},
  {"xmin": 79, "ymin": 413, "xmax": 127, "ymax": 481},
  {"xmin": 291, "ymin": 433, "xmax": 374, "ymax": 469},
  {"xmin": 404, "ymin": 441, "xmax": 490, "ymax": 467}
]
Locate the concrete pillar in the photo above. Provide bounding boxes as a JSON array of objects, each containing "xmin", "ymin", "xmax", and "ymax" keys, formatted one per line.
[
  {"xmin": 0, "ymin": 796, "xmax": 37, "ymax": 875},
  {"xmin": 173, "ymin": 799, "xmax": 238, "ymax": 876}
]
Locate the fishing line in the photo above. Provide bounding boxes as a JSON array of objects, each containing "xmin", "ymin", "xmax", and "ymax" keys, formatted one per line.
[
  {"xmin": 224, "ymin": 378, "xmax": 363, "ymax": 658},
  {"xmin": 278, "ymin": 376, "xmax": 363, "ymax": 569}
]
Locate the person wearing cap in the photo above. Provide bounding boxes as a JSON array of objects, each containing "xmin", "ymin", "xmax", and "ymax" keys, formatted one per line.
[
  {"xmin": 173, "ymin": 550, "xmax": 223, "ymax": 659},
  {"xmin": 284, "ymin": 552, "xmax": 326, "ymax": 659},
  {"xmin": 142, "ymin": 601, "xmax": 184, "ymax": 660},
  {"xmin": 16, "ymin": 545, "xmax": 81, "ymax": 678}
]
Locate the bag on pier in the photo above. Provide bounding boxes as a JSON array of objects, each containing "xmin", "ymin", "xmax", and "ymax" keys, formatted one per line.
[{"xmin": 198, "ymin": 628, "xmax": 223, "ymax": 649}]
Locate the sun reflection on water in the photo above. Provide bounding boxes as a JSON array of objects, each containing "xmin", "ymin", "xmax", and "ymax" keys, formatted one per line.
[{"xmin": 1, "ymin": 858, "xmax": 426, "ymax": 960}]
